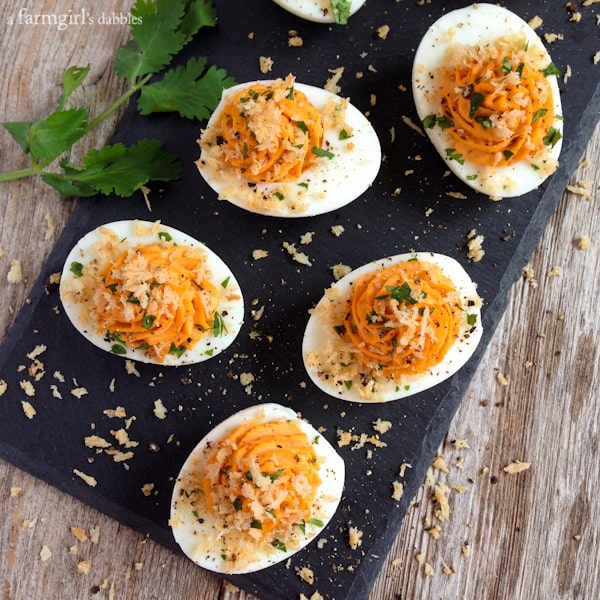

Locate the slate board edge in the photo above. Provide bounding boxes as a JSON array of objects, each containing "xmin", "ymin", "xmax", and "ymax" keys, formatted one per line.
[{"xmin": 0, "ymin": 81, "xmax": 597, "ymax": 600}]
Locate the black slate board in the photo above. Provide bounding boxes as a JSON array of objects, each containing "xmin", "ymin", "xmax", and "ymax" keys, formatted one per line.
[{"xmin": 1, "ymin": 1, "xmax": 598, "ymax": 598}]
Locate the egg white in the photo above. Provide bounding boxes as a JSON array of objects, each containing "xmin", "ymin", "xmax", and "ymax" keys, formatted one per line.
[
  {"xmin": 272, "ymin": 0, "xmax": 366, "ymax": 23},
  {"xmin": 196, "ymin": 79, "xmax": 381, "ymax": 217},
  {"xmin": 412, "ymin": 3, "xmax": 563, "ymax": 198},
  {"xmin": 302, "ymin": 252, "xmax": 483, "ymax": 402},
  {"xmin": 170, "ymin": 402, "xmax": 345, "ymax": 574},
  {"xmin": 59, "ymin": 220, "xmax": 244, "ymax": 366}
]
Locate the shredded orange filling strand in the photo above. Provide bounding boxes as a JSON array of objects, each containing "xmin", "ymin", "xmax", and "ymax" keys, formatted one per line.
[
  {"xmin": 202, "ymin": 419, "xmax": 321, "ymax": 541},
  {"xmin": 438, "ymin": 42, "xmax": 555, "ymax": 167},
  {"xmin": 214, "ymin": 77, "xmax": 324, "ymax": 183},
  {"xmin": 343, "ymin": 260, "xmax": 462, "ymax": 378},
  {"xmin": 93, "ymin": 244, "xmax": 220, "ymax": 362}
]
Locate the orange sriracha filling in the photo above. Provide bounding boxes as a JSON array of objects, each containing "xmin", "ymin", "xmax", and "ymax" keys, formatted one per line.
[
  {"xmin": 212, "ymin": 75, "xmax": 324, "ymax": 183},
  {"xmin": 433, "ymin": 38, "xmax": 557, "ymax": 167},
  {"xmin": 93, "ymin": 244, "xmax": 220, "ymax": 362},
  {"xmin": 342, "ymin": 260, "xmax": 463, "ymax": 378},
  {"xmin": 202, "ymin": 418, "xmax": 322, "ymax": 544}
]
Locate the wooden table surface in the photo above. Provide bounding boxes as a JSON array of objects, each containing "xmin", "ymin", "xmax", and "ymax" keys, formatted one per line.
[{"xmin": 1, "ymin": 2, "xmax": 598, "ymax": 599}]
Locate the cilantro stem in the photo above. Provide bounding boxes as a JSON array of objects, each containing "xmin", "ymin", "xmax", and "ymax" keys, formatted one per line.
[
  {"xmin": 83, "ymin": 74, "xmax": 153, "ymax": 134},
  {"xmin": 0, "ymin": 166, "xmax": 39, "ymax": 183}
]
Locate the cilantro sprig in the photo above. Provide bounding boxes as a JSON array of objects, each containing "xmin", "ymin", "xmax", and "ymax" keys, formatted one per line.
[{"xmin": 0, "ymin": 0, "xmax": 235, "ymax": 200}]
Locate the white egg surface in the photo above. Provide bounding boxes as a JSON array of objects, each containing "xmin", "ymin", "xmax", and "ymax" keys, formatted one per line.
[
  {"xmin": 170, "ymin": 402, "xmax": 345, "ymax": 574},
  {"xmin": 196, "ymin": 74, "xmax": 381, "ymax": 217},
  {"xmin": 303, "ymin": 252, "xmax": 483, "ymax": 402},
  {"xmin": 272, "ymin": 0, "xmax": 366, "ymax": 23},
  {"xmin": 59, "ymin": 220, "xmax": 244, "ymax": 366},
  {"xmin": 412, "ymin": 3, "xmax": 563, "ymax": 198}
]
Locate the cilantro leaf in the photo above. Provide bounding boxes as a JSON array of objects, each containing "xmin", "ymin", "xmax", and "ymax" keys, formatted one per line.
[
  {"xmin": 48, "ymin": 139, "xmax": 181, "ymax": 198},
  {"xmin": 331, "ymin": 0, "xmax": 351, "ymax": 24},
  {"xmin": 114, "ymin": 0, "xmax": 188, "ymax": 81},
  {"xmin": 2, "ymin": 121, "xmax": 34, "ymax": 154},
  {"xmin": 57, "ymin": 65, "xmax": 90, "ymax": 110},
  {"xmin": 28, "ymin": 108, "xmax": 89, "ymax": 162},
  {"xmin": 137, "ymin": 58, "xmax": 235, "ymax": 120},
  {"xmin": 40, "ymin": 172, "xmax": 97, "ymax": 200},
  {"xmin": 179, "ymin": 0, "xmax": 217, "ymax": 43}
]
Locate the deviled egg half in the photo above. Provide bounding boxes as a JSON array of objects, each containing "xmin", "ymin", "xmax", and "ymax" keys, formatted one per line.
[
  {"xmin": 272, "ymin": 0, "xmax": 366, "ymax": 24},
  {"xmin": 412, "ymin": 3, "xmax": 563, "ymax": 198},
  {"xmin": 59, "ymin": 220, "xmax": 244, "ymax": 366},
  {"xmin": 196, "ymin": 74, "xmax": 381, "ymax": 217},
  {"xmin": 303, "ymin": 252, "xmax": 483, "ymax": 402},
  {"xmin": 170, "ymin": 403, "xmax": 345, "ymax": 573}
]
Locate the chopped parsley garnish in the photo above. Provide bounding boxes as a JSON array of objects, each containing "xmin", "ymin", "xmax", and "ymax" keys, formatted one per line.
[
  {"xmin": 422, "ymin": 114, "xmax": 453, "ymax": 130},
  {"xmin": 503, "ymin": 150, "xmax": 514, "ymax": 161},
  {"xmin": 69, "ymin": 261, "xmax": 84, "ymax": 277},
  {"xmin": 250, "ymin": 520, "xmax": 262, "ymax": 530},
  {"xmin": 501, "ymin": 56, "xmax": 512, "ymax": 74},
  {"xmin": 111, "ymin": 344, "xmax": 127, "ymax": 355},
  {"xmin": 475, "ymin": 116, "xmax": 492, "ymax": 130},
  {"xmin": 158, "ymin": 231, "xmax": 172, "ymax": 242},
  {"xmin": 543, "ymin": 127, "xmax": 562, "ymax": 148},
  {"xmin": 339, "ymin": 128, "xmax": 352, "ymax": 140},
  {"xmin": 142, "ymin": 314, "xmax": 156, "ymax": 329},
  {"xmin": 445, "ymin": 148, "xmax": 465, "ymax": 165},
  {"xmin": 213, "ymin": 311, "xmax": 228, "ymax": 337},
  {"xmin": 542, "ymin": 62, "xmax": 561, "ymax": 77},
  {"xmin": 221, "ymin": 276, "xmax": 230, "ymax": 288},
  {"xmin": 295, "ymin": 120, "xmax": 308, "ymax": 134},
  {"xmin": 466, "ymin": 313, "xmax": 477, "ymax": 326},
  {"xmin": 532, "ymin": 108, "xmax": 548, "ymax": 124},
  {"xmin": 271, "ymin": 539, "xmax": 286, "ymax": 552},
  {"xmin": 168, "ymin": 343, "xmax": 186, "ymax": 358},
  {"xmin": 233, "ymin": 498, "xmax": 242, "ymax": 512},
  {"xmin": 311, "ymin": 146, "xmax": 335, "ymax": 159},
  {"xmin": 469, "ymin": 92, "xmax": 484, "ymax": 119}
]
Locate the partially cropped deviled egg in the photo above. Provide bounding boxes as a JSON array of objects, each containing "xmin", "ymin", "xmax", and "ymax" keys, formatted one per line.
[
  {"xmin": 170, "ymin": 402, "xmax": 345, "ymax": 573},
  {"xmin": 196, "ymin": 74, "xmax": 381, "ymax": 217},
  {"xmin": 412, "ymin": 3, "xmax": 563, "ymax": 198},
  {"xmin": 272, "ymin": 0, "xmax": 366, "ymax": 24},
  {"xmin": 59, "ymin": 220, "xmax": 244, "ymax": 366},
  {"xmin": 303, "ymin": 252, "xmax": 483, "ymax": 402}
]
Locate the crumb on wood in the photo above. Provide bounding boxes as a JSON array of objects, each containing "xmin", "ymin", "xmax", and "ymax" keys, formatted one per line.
[{"xmin": 503, "ymin": 460, "xmax": 531, "ymax": 474}]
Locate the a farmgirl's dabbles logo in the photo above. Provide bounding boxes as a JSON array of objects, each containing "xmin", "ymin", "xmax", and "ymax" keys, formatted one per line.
[{"xmin": 6, "ymin": 8, "xmax": 141, "ymax": 30}]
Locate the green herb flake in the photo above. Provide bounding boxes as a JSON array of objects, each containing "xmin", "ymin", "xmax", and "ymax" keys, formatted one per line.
[
  {"xmin": 213, "ymin": 311, "xmax": 228, "ymax": 337},
  {"xmin": 311, "ymin": 146, "xmax": 335, "ymax": 159},
  {"xmin": 344, "ymin": 380, "xmax": 353, "ymax": 390},
  {"xmin": 142, "ymin": 314, "xmax": 156, "ymax": 329},
  {"xmin": 532, "ymin": 108, "xmax": 548, "ymax": 124},
  {"xmin": 503, "ymin": 150, "xmax": 514, "ymax": 161},
  {"xmin": 169, "ymin": 343, "xmax": 186, "ymax": 358},
  {"xmin": 250, "ymin": 520, "xmax": 262, "ymax": 530},
  {"xmin": 295, "ymin": 120, "xmax": 308, "ymax": 134},
  {"xmin": 339, "ymin": 128, "xmax": 352, "ymax": 140},
  {"xmin": 543, "ymin": 127, "xmax": 562, "ymax": 148},
  {"xmin": 221, "ymin": 276, "xmax": 230, "ymax": 288},
  {"xmin": 466, "ymin": 313, "xmax": 477, "ymax": 326},
  {"xmin": 111, "ymin": 344, "xmax": 127, "ymax": 355},
  {"xmin": 69, "ymin": 261, "xmax": 84, "ymax": 277},
  {"xmin": 469, "ymin": 92, "xmax": 485, "ymax": 119},
  {"xmin": 233, "ymin": 498, "xmax": 242, "ymax": 512},
  {"xmin": 158, "ymin": 231, "xmax": 172, "ymax": 242},
  {"xmin": 542, "ymin": 62, "xmax": 561, "ymax": 77},
  {"xmin": 271, "ymin": 539, "xmax": 286, "ymax": 552},
  {"xmin": 445, "ymin": 148, "xmax": 465, "ymax": 165}
]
